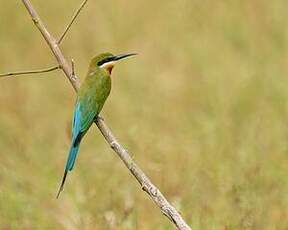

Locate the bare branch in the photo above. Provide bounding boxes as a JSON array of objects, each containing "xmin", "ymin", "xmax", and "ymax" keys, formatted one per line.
[
  {"xmin": 57, "ymin": 0, "xmax": 88, "ymax": 44},
  {"xmin": 96, "ymin": 118, "xmax": 192, "ymax": 230},
  {"xmin": 21, "ymin": 1, "xmax": 191, "ymax": 229},
  {"xmin": 22, "ymin": 0, "xmax": 80, "ymax": 91},
  {"xmin": 0, "ymin": 66, "xmax": 59, "ymax": 78}
]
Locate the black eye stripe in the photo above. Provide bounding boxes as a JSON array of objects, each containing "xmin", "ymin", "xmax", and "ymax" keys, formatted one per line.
[{"xmin": 97, "ymin": 56, "xmax": 115, "ymax": 66}]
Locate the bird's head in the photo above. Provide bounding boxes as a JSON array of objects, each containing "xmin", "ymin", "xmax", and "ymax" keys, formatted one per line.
[{"xmin": 90, "ymin": 52, "xmax": 137, "ymax": 74}]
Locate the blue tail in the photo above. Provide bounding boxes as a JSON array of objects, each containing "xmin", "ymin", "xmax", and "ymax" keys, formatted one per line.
[
  {"xmin": 66, "ymin": 142, "xmax": 80, "ymax": 171},
  {"xmin": 56, "ymin": 140, "xmax": 80, "ymax": 198}
]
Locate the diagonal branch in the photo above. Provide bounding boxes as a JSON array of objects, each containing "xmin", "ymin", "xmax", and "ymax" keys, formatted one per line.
[
  {"xmin": 21, "ymin": 0, "xmax": 191, "ymax": 229},
  {"xmin": 96, "ymin": 119, "xmax": 192, "ymax": 230},
  {"xmin": 57, "ymin": 0, "xmax": 88, "ymax": 44},
  {"xmin": 0, "ymin": 65, "xmax": 59, "ymax": 78}
]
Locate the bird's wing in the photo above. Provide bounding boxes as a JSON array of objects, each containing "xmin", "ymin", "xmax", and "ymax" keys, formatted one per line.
[
  {"xmin": 72, "ymin": 101, "xmax": 82, "ymax": 139},
  {"xmin": 57, "ymin": 95, "xmax": 99, "ymax": 198},
  {"xmin": 72, "ymin": 97, "xmax": 98, "ymax": 141}
]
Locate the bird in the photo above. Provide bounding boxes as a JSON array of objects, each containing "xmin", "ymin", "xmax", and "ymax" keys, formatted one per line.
[{"xmin": 56, "ymin": 52, "xmax": 137, "ymax": 198}]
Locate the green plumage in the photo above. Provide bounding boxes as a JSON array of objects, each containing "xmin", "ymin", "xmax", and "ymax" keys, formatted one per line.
[
  {"xmin": 57, "ymin": 53, "xmax": 113, "ymax": 198},
  {"xmin": 77, "ymin": 55, "xmax": 112, "ymax": 133},
  {"xmin": 57, "ymin": 52, "xmax": 136, "ymax": 198}
]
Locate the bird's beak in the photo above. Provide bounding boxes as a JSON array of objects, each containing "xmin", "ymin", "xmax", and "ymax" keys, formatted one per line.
[{"xmin": 112, "ymin": 53, "xmax": 138, "ymax": 61}]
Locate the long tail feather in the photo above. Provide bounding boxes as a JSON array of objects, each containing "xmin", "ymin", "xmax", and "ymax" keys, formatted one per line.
[
  {"xmin": 66, "ymin": 143, "xmax": 80, "ymax": 171},
  {"xmin": 56, "ymin": 169, "xmax": 68, "ymax": 198},
  {"xmin": 56, "ymin": 142, "xmax": 80, "ymax": 198}
]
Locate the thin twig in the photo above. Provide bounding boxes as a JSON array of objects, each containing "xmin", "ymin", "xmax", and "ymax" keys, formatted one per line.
[
  {"xmin": 22, "ymin": 0, "xmax": 80, "ymax": 91},
  {"xmin": 21, "ymin": 1, "xmax": 191, "ymax": 229},
  {"xmin": 0, "ymin": 66, "xmax": 59, "ymax": 78},
  {"xmin": 57, "ymin": 0, "xmax": 88, "ymax": 44}
]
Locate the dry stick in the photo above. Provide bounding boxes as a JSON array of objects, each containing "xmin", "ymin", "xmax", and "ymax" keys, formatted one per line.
[
  {"xmin": 21, "ymin": 1, "xmax": 191, "ymax": 229},
  {"xmin": 0, "ymin": 0, "xmax": 86, "ymax": 79},
  {"xmin": 0, "ymin": 66, "xmax": 59, "ymax": 78},
  {"xmin": 57, "ymin": 0, "xmax": 88, "ymax": 44},
  {"xmin": 22, "ymin": 0, "xmax": 80, "ymax": 91},
  {"xmin": 96, "ymin": 120, "xmax": 191, "ymax": 230}
]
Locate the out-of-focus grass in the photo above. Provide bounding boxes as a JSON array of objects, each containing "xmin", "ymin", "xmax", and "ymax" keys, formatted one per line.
[{"xmin": 0, "ymin": 0, "xmax": 288, "ymax": 229}]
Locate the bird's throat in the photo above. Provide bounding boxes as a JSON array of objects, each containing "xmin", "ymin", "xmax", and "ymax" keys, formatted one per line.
[
  {"xmin": 101, "ymin": 61, "xmax": 115, "ymax": 75},
  {"xmin": 105, "ymin": 65, "xmax": 114, "ymax": 74}
]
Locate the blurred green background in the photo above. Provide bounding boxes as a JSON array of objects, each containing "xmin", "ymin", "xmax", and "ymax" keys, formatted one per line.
[{"xmin": 0, "ymin": 0, "xmax": 288, "ymax": 229}]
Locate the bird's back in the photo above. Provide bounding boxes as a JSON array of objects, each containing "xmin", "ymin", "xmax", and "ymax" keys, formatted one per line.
[{"xmin": 79, "ymin": 68, "xmax": 111, "ymax": 117}]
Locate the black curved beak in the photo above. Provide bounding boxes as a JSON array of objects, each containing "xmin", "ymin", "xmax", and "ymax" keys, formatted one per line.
[{"xmin": 113, "ymin": 53, "xmax": 138, "ymax": 61}]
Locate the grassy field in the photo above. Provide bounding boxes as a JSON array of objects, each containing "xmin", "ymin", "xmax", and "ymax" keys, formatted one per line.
[{"xmin": 0, "ymin": 0, "xmax": 288, "ymax": 229}]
